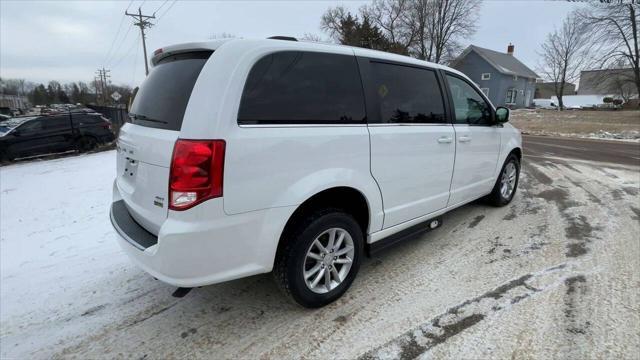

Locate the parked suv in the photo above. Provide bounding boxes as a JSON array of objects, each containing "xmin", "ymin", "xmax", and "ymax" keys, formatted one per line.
[
  {"xmin": 0, "ymin": 112, "xmax": 115, "ymax": 161},
  {"xmin": 110, "ymin": 38, "xmax": 522, "ymax": 308}
]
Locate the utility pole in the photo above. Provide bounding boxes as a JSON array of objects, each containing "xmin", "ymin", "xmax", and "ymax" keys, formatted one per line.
[
  {"xmin": 95, "ymin": 68, "xmax": 111, "ymax": 104},
  {"xmin": 125, "ymin": 7, "xmax": 155, "ymax": 76},
  {"xmin": 93, "ymin": 76, "xmax": 101, "ymax": 104},
  {"xmin": 102, "ymin": 68, "xmax": 111, "ymax": 103}
]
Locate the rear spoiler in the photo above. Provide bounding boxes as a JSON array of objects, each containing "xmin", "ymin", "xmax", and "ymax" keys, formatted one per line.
[{"xmin": 150, "ymin": 39, "xmax": 231, "ymax": 66}]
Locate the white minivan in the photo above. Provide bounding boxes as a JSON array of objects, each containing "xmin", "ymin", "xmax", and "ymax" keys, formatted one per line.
[{"xmin": 111, "ymin": 37, "xmax": 522, "ymax": 308}]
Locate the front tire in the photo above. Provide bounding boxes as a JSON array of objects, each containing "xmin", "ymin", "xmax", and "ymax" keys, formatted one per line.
[
  {"xmin": 273, "ymin": 209, "xmax": 363, "ymax": 308},
  {"xmin": 487, "ymin": 154, "xmax": 520, "ymax": 206}
]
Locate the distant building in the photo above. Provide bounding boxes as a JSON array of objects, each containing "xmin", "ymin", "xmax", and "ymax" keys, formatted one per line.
[
  {"xmin": 534, "ymin": 82, "xmax": 576, "ymax": 99},
  {"xmin": 578, "ymin": 68, "xmax": 638, "ymax": 100},
  {"xmin": 0, "ymin": 94, "xmax": 30, "ymax": 114},
  {"xmin": 450, "ymin": 44, "xmax": 539, "ymax": 108}
]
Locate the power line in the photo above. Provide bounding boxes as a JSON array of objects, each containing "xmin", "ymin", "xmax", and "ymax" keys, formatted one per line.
[
  {"xmin": 111, "ymin": 33, "xmax": 140, "ymax": 70},
  {"xmin": 154, "ymin": 0, "xmax": 171, "ymax": 16},
  {"xmin": 105, "ymin": 24, "xmax": 134, "ymax": 67},
  {"xmin": 104, "ymin": 0, "xmax": 137, "ymax": 67},
  {"xmin": 103, "ymin": 15, "xmax": 127, "ymax": 67},
  {"xmin": 156, "ymin": 0, "xmax": 177, "ymax": 21},
  {"xmin": 132, "ymin": 34, "xmax": 141, "ymax": 85},
  {"xmin": 125, "ymin": 0, "xmax": 135, "ymax": 12}
]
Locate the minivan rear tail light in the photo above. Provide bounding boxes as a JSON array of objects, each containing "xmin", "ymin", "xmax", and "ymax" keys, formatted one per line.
[{"xmin": 169, "ymin": 139, "xmax": 225, "ymax": 210}]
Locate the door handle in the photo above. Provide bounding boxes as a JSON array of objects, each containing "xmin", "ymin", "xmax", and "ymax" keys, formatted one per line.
[
  {"xmin": 458, "ymin": 136, "xmax": 472, "ymax": 143},
  {"xmin": 437, "ymin": 136, "xmax": 453, "ymax": 144}
]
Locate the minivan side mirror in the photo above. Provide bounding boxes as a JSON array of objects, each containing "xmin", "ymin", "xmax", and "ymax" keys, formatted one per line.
[{"xmin": 495, "ymin": 107, "xmax": 510, "ymax": 123}]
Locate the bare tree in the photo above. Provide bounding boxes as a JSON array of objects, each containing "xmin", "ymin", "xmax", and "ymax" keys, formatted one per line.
[
  {"xmin": 538, "ymin": 13, "xmax": 592, "ymax": 110},
  {"xmin": 208, "ymin": 32, "xmax": 236, "ymax": 40},
  {"xmin": 361, "ymin": 0, "xmax": 415, "ymax": 54},
  {"xmin": 408, "ymin": 0, "xmax": 481, "ymax": 63},
  {"xmin": 300, "ymin": 33, "xmax": 326, "ymax": 43},
  {"xmin": 320, "ymin": 5, "xmax": 349, "ymax": 42},
  {"xmin": 320, "ymin": 0, "xmax": 479, "ymax": 62},
  {"xmin": 578, "ymin": 1, "xmax": 640, "ymax": 98}
]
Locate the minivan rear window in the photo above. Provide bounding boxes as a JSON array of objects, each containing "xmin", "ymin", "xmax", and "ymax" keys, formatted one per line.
[
  {"xmin": 238, "ymin": 51, "xmax": 366, "ymax": 125},
  {"xmin": 129, "ymin": 51, "xmax": 212, "ymax": 131}
]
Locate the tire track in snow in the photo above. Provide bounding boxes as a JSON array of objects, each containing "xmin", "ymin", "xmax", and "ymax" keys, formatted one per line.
[{"xmin": 358, "ymin": 264, "xmax": 579, "ymax": 360}]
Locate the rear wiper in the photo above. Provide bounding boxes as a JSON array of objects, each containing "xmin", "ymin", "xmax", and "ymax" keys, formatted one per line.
[{"xmin": 129, "ymin": 113, "xmax": 168, "ymax": 124}]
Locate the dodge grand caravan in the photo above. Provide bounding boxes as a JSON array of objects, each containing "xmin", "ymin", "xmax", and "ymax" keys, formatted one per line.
[{"xmin": 110, "ymin": 38, "xmax": 522, "ymax": 308}]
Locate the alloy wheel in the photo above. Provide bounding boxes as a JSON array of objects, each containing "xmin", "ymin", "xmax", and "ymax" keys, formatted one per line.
[
  {"xmin": 500, "ymin": 161, "xmax": 517, "ymax": 199},
  {"xmin": 303, "ymin": 228, "xmax": 355, "ymax": 294}
]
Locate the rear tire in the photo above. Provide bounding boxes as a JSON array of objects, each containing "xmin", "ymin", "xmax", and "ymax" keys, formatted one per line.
[
  {"xmin": 486, "ymin": 154, "xmax": 520, "ymax": 206},
  {"xmin": 273, "ymin": 208, "xmax": 363, "ymax": 308},
  {"xmin": 76, "ymin": 136, "xmax": 97, "ymax": 152}
]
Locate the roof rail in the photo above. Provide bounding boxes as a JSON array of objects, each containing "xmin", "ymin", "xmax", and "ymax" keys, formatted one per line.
[{"xmin": 267, "ymin": 36, "xmax": 298, "ymax": 42}]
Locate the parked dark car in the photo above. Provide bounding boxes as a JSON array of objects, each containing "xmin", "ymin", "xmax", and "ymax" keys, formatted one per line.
[
  {"xmin": 0, "ymin": 113, "xmax": 115, "ymax": 161},
  {"xmin": 0, "ymin": 107, "xmax": 12, "ymax": 116}
]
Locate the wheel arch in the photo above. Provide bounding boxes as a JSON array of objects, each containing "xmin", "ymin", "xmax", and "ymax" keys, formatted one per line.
[
  {"xmin": 275, "ymin": 186, "xmax": 371, "ymax": 261},
  {"xmin": 510, "ymin": 147, "xmax": 522, "ymax": 162}
]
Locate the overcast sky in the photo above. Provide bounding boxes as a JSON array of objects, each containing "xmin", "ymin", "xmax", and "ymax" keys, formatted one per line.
[{"xmin": 0, "ymin": 0, "xmax": 584, "ymax": 87}]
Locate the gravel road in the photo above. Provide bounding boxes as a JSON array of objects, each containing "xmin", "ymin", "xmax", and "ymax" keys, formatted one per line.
[{"xmin": 1, "ymin": 137, "xmax": 639, "ymax": 359}]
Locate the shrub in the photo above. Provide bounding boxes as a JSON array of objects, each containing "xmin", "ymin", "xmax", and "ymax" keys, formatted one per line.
[
  {"xmin": 612, "ymin": 99, "xmax": 623, "ymax": 106},
  {"xmin": 603, "ymin": 97, "xmax": 614, "ymax": 103}
]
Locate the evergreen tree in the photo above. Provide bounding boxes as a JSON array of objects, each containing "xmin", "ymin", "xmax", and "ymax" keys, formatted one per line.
[{"xmin": 70, "ymin": 83, "xmax": 81, "ymax": 104}]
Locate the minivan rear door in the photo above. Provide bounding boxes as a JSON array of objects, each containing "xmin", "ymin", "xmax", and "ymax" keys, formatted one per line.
[{"xmin": 116, "ymin": 51, "xmax": 212, "ymax": 234}]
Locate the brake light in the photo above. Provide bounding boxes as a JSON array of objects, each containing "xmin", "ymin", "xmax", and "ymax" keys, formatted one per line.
[{"xmin": 169, "ymin": 139, "xmax": 225, "ymax": 210}]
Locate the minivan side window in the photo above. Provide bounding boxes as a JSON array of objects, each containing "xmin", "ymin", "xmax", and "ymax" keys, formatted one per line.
[
  {"xmin": 238, "ymin": 51, "xmax": 366, "ymax": 124},
  {"xmin": 445, "ymin": 74, "xmax": 493, "ymax": 125},
  {"xmin": 370, "ymin": 62, "xmax": 446, "ymax": 124}
]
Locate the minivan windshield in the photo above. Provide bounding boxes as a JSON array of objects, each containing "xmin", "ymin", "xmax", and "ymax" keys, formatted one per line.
[{"xmin": 129, "ymin": 51, "xmax": 212, "ymax": 131}]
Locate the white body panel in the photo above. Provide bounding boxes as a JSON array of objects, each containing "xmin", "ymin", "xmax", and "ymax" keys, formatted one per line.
[
  {"xmin": 111, "ymin": 38, "xmax": 522, "ymax": 287},
  {"xmin": 113, "ymin": 183, "xmax": 296, "ymax": 286},
  {"xmin": 116, "ymin": 124, "xmax": 178, "ymax": 234},
  {"xmin": 448, "ymin": 125, "xmax": 501, "ymax": 205},
  {"xmin": 368, "ymin": 124, "xmax": 455, "ymax": 228}
]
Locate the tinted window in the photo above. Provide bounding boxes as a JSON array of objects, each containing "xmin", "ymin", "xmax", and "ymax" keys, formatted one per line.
[
  {"xmin": 19, "ymin": 119, "xmax": 44, "ymax": 132},
  {"xmin": 73, "ymin": 114, "xmax": 102, "ymax": 126},
  {"xmin": 43, "ymin": 116, "xmax": 71, "ymax": 130},
  {"xmin": 446, "ymin": 74, "xmax": 493, "ymax": 125},
  {"xmin": 238, "ymin": 51, "xmax": 365, "ymax": 124},
  {"xmin": 130, "ymin": 51, "xmax": 211, "ymax": 130},
  {"xmin": 370, "ymin": 62, "xmax": 446, "ymax": 124}
]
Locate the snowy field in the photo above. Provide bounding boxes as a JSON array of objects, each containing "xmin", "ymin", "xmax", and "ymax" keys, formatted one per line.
[
  {"xmin": 1, "ymin": 149, "xmax": 639, "ymax": 359},
  {"xmin": 511, "ymin": 109, "xmax": 640, "ymax": 141}
]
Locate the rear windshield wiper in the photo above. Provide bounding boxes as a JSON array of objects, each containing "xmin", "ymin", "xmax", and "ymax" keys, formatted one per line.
[{"xmin": 129, "ymin": 113, "xmax": 168, "ymax": 124}]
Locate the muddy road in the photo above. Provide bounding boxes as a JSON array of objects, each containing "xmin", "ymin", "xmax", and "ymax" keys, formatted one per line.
[{"xmin": 1, "ymin": 137, "xmax": 639, "ymax": 359}]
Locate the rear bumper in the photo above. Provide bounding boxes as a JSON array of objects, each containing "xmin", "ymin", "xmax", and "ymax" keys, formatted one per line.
[
  {"xmin": 110, "ymin": 200, "xmax": 158, "ymax": 250},
  {"xmin": 110, "ymin": 180, "xmax": 295, "ymax": 287}
]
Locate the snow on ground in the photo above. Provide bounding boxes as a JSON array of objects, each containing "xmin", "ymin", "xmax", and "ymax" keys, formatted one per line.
[
  {"xmin": 0, "ymin": 151, "xmax": 151, "ymax": 356},
  {"xmin": 1, "ymin": 148, "xmax": 639, "ymax": 359}
]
